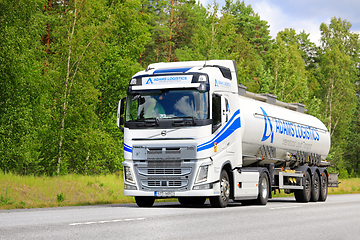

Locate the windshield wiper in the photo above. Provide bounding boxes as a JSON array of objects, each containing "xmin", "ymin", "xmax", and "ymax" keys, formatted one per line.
[
  {"xmin": 172, "ymin": 117, "xmax": 196, "ymax": 127},
  {"xmin": 136, "ymin": 118, "xmax": 159, "ymax": 127}
]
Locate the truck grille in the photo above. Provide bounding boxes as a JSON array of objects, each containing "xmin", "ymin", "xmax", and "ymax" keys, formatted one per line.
[
  {"xmin": 132, "ymin": 146, "xmax": 196, "ymax": 191},
  {"xmin": 142, "ymin": 180, "xmax": 188, "ymax": 188},
  {"xmin": 132, "ymin": 145, "xmax": 196, "ymax": 160},
  {"xmin": 138, "ymin": 168, "xmax": 191, "ymax": 176},
  {"xmin": 148, "ymin": 168, "xmax": 181, "ymax": 175}
]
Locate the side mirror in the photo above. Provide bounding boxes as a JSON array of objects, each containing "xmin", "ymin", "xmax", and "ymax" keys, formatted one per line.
[{"xmin": 117, "ymin": 97, "xmax": 126, "ymax": 132}]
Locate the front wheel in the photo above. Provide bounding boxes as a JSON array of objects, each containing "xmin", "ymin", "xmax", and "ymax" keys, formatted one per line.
[
  {"xmin": 135, "ymin": 196, "xmax": 155, "ymax": 207},
  {"xmin": 210, "ymin": 169, "xmax": 230, "ymax": 208}
]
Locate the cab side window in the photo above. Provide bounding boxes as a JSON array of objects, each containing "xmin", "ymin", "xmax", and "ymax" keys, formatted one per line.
[
  {"xmin": 212, "ymin": 94, "xmax": 221, "ymax": 133},
  {"xmin": 225, "ymin": 98, "xmax": 229, "ymax": 122}
]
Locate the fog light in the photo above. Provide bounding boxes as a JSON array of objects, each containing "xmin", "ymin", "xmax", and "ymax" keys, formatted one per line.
[
  {"xmin": 124, "ymin": 184, "xmax": 137, "ymax": 190},
  {"xmin": 193, "ymin": 183, "xmax": 213, "ymax": 190}
]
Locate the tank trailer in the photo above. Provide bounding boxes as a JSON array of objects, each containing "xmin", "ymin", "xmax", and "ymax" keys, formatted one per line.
[{"xmin": 117, "ymin": 60, "xmax": 338, "ymax": 207}]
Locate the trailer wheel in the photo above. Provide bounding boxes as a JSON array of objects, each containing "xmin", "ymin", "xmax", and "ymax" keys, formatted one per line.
[
  {"xmin": 178, "ymin": 197, "xmax": 206, "ymax": 206},
  {"xmin": 135, "ymin": 196, "xmax": 155, "ymax": 207},
  {"xmin": 310, "ymin": 172, "xmax": 320, "ymax": 202},
  {"xmin": 294, "ymin": 171, "xmax": 312, "ymax": 203},
  {"xmin": 256, "ymin": 172, "xmax": 269, "ymax": 205},
  {"xmin": 210, "ymin": 169, "xmax": 230, "ymax": 208},
  {"xmin": 319, "ymin": 173, "xmax": 328, "ymax": 202}
]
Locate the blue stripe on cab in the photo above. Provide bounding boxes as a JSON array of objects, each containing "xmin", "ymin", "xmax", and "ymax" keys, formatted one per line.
[
  {"xmin": 153, "ymin": 68, "xmax": 192, "ymax": 74},
  {"xmin": 197, "ymin": 109, "xmax": 241, "ymax": 152},
  {"xmin": 124, "ymin": 144, "xmax": 132, "ymax": 153},
  {"xmin": 197, "ymin": 109, "xmax": 240, "ymax": 150}
]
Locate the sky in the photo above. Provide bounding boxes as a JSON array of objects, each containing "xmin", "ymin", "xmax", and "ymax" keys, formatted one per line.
[{"xmin": 198, "ymin": 0, "xmax": 360, "ymax": 45}]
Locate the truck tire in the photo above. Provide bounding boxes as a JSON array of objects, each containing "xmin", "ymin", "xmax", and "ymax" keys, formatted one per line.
[
  {"xmin": 210, "ymin": 169, "xmax": 230, "ymax": 208},
  {"xmin": 294, "ymin": 171, "xmax": 312, "ymax": 203},
  {"xmin": 256, "ymin": 172, "xmax": 269, "ymax": 205},
  {"xmin": 178, "ymin": 197, "xmax": 206, "ymax": 206},
  {"xmin": 319, "ymin": 174, "xmax": 328, "ymax": 202},
  {"xmin": 310, "ymin": 172, "xmax": 320, "ymax": 202},
  {"xmin": 135, "ymin": 196, "xmax": 155, "ymax": 207}
]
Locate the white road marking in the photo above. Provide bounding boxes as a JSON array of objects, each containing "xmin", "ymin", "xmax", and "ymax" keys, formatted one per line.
[
  {"xmin": 270, "ymin": 206, "xmax": 302, "ymax": 210},
  {"xmin": 69, "ymin": 217, "xmax": 145, "ymax": 226}
]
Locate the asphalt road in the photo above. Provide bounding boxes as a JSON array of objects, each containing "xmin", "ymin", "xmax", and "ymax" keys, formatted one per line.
[{"xmin": 1, "ymin": 194, "xmax": 360, "ymax": 240}]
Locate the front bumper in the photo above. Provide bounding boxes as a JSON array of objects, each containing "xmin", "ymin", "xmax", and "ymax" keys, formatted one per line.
[
  {"xmin": 123, "ymin": 157, "xmax": 221, "ymax": 198},
  {"xmin": 124, "ymin": 181, "xmax": 220, "ymax": 197}
]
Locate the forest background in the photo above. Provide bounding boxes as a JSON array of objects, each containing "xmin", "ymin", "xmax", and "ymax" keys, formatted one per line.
[{"xmin": 1, "ymin": 0, "xmax": 359, "ymax": 178}]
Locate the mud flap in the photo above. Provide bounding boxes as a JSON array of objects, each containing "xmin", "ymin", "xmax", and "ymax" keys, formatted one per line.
[{"xmin": 328, "ymin": 173, "xmax": 339, "ymax": 187}]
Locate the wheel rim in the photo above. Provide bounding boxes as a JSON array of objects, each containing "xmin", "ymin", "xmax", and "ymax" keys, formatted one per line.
[
  {"xmin": 305, "ymin": 177, "xmax": 311, "ymax": 197},
  {"xmin": 220, "ymin": 177, "xmax": 230, "ymax": 202},
  {"xmin": 314, "ymin": 175, "xmax": 319, "ymax": 196},
  {"xmin": 261, "ymin": 177, "xmax": 268, "ymax": 199},
  {"xmin": 322, "ymin": 176, "xmax": 327, "ymax": 195}
]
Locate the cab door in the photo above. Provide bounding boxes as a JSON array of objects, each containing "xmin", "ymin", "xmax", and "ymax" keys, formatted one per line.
[
  {"xmin": 212, "ymin": 94, "xmax": 231, "ymax": 152},
  {"xmin": 221, "ymin": 95, "xmax": 232, "ymax": 153}
]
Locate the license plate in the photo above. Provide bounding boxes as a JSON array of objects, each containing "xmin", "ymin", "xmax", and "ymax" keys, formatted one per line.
[{"xmin": 154, "ymin": 191, "xmax": 175, "ymax": 197}]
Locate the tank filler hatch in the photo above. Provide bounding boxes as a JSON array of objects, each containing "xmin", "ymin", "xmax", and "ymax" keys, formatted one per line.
[{"xmin": 238, "ymin": 84, "xmax": 307, "ymax": 113}]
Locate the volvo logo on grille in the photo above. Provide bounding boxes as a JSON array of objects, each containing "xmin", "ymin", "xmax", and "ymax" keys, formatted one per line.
[{"xmin": 161, "ymin": 130, "xmax": 167, "ymax": 136}]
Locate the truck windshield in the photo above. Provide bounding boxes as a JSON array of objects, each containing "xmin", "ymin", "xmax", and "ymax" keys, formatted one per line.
[{"xmin": 126, "ymin": 89, "xmax": 209, "ymax": 121}]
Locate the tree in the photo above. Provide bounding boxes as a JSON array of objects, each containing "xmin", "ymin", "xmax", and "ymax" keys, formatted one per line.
[
  {"xmin": 141, "ymin": 0, "xmax": 207, "ymax": 64},
  {"xmin": 0, "ymin": 0, "xmax": 49, "ymax": 174},
  {"xmin": 345, "ymin": 97, "xmax": 360, "ymax": 176},
  {"xmin": 220, "ymin": 0, "xmax": 272, "ymax": 92},
  {"xmin": 318, "ymin": 18, "xmax": 358, "ymax": 173},
  {"xmin": 317, "ymin": 45, "xmax": 356, "ymax": 173},
  {"xmin": 36, "ymin": 0, "xmax": 133, "ymax": 175},
  {"xmin": 140, "ymin": 0, "xmax": 169, "ymax": 64},
  {"xmin": 95, "ymin": 0, "xmax": 151, "ymax": 175},
  {"xmin": 54, "ymin": 0, "xmax": 151, "ymax": 175},
  {"xmin": 274, "ymin": 29, "xmax": 323, "ymax": 112},
  {"xmin": 174, "ymin": 2, "xmax": 239, "ymax": 61},
  {"xmin": 319, "ymin": 46, "xmax": 355, "ymax": 138},
  {"xmin": 264, "ymin": 31, "xmax": 308, "ymax": 103},
  {"xmin": 223, "ymin": 0, "xmax": 272, "ymax": 57},
  {"xmin": 320, "ymin": 17, "xmax": 359, "ymax": 61}
]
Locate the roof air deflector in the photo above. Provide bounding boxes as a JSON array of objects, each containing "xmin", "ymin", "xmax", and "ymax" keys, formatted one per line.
[{"xmin": 205, "ymin": 64, "xmax": 232, "ymax": 80}]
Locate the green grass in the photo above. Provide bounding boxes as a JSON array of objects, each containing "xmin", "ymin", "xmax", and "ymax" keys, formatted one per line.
[
  {"xmin": 0, "ymin": 171, "xmax": 359, "ymax": 210},
  {"xmin": 0, "ymin": 172, "xmax": 134, "ymax": 210},
  {"xmin": 328, "ymin": 178, "xmax": 360, "ymax": 195}
]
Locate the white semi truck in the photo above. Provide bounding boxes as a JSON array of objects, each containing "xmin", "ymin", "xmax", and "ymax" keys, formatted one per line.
[{"xmin": 117, "ymin": 60, "xmax": 337, "ymax": 208}]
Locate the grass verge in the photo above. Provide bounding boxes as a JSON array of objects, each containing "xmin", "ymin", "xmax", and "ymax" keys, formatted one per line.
[
  {"xmin": 0, "ymin": 172, "xmax": 359, "ymax": 210},
  {"xmin": 0, "ymin": 172, "xmax": 134, "ymax": 210}
]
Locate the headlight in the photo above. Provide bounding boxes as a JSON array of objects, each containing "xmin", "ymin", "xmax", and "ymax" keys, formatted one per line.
[
  {"xmin": 124, "ymin": 166, "xmax": 134, "ymax": 183},
  {"xmin": 195, "ymin": 165, "xmax": 209, "ymax": 183}
]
